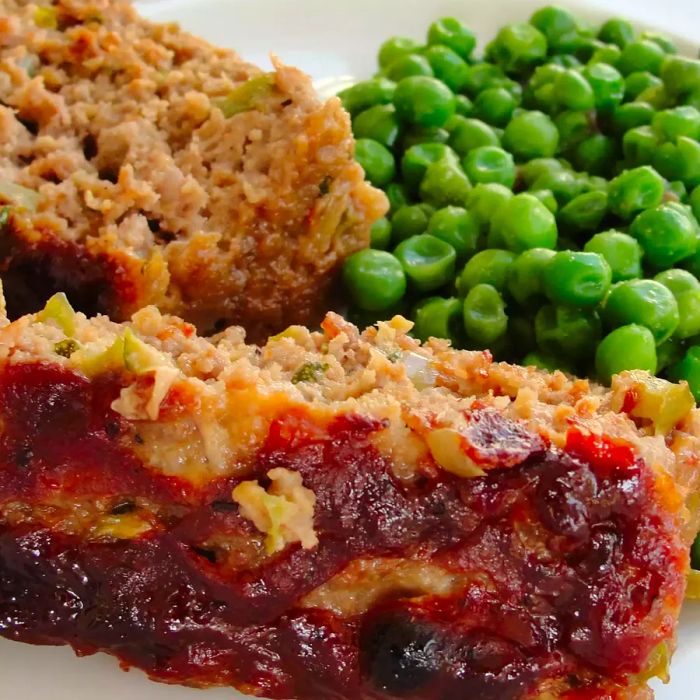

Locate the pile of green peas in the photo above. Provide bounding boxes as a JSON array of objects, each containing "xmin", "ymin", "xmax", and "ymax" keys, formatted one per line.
[{"xmin": 339, "ymin": 7, "xmax": 700, "ymax": 398}]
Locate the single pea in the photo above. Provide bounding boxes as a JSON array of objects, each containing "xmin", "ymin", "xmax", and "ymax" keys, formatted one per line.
[
  {"xmin": 378, "ymin": 37, "xmax": 422, "ymax": 70},
  {"xmin": 528, "ymin": 63, "xmax": 565, "ymax": 111},
  {"xmin": 492, "ymin": 193, "xmax": 558, "ymax": 253},
  {"xmin": 457, "ymin": 249, "xmax": 516, "ymax": 294},
  {"xmin": 640, "ymin": 30, "xmax": 677, "ymax": 55},
  {"xmin": 504, "ymin": 110, "xmax": 559, "ymax": 161},
  {"xmin": 386, "ymin": 54, "xmax": 434, "ymax": 82},
  {"xmin": 531, "ymin": 169, "xmax": 586, "ymax": 204},
  {"xmin": 655, "ymin": 271, "xmax": 700, "ymax": 339},
  {"xmin": 624, "ymin": 71, "xmax": 662, "ymax": 101},
  {"xmin": 419, "ymin": 157, "xmax": 472, "ymax": 207},
  {"xmin": 447, "ymin": 116, "xmax": 501, "ymax": 156},
  {"xmin": 394, "ymin": 234, "xmax": 456, "ymax": 292},
  {"xmin": 628, "ymin": 202, "xmax": 697, "ymax": 268},
  {"xmin": 596, "ymin": 324, "xmax": 657, "ymax": 383},
  {"xmin": 652, "ymin": 106, "xmax": 700, "ymax": 142},
  {"xmin": 338, "ymin": 78, "xmax": 396, "ymax": 117},
  {"xmin": 660, "ymin": 55, "xmax": 700, "ymax": 99},
  {"xmin": 583, "ymin": 231, "xmax": 642, "ymax": 282},
  {"xmin": 473, "ymin": 87, "xmax": 518, "ymax": 127},
  {"xmin": 622, "ymin": 125, "xmax": 659, "ymax": 166},
  {"xmin": 559, "ymin": 190, "xmax": 608, "ymax": 231},
  {"xmin": 529, "ymin": 188, "xmax": 559, "ymax": 215},
  {"xmin": 507, "ymin": 247, "xmax": 556, "ymax": 306},
  {"xmin": 370, "ymin": 217, "xmax": 392, "ymax": 250},
  {"xmin": 585, "ymin": 175, "xmax": 609, "ymax": 192},
  {"xmin": 467, "ymin": 183, "xmax": 513, "ymax": 227},
  {"xmin": 427, "ymin": 206, "xmax": 480, "ymax": 260},
  {"xmin": 461, "ymin": 146, "xmax": 516, "ymax": 188},
  {"xmin": 635, "ymin": 83, "xmax": 669, "ymax": 109},
  {"xmin": 655, "ymin": 268, "xmax": 700, "ymax": 295},
  {"xmin": 462, "ymin": 283, "xmax": 508, "ymax": 344},
  {"xmin": 535, "ymin": 304, "xmax": 602, "ymax": 361},
  {"xmin": 656, "ymin": 337, "xmax": 685, "ymax": 372},
  {"xmin": 424, "ymin": 45, "xmax": 470, "ymax": 93},
  {"xmin": 555, "ymin": 110, "xmax": 594, "ymax": 152},
  {"xmin": 668, "ymin": 345, "xmax": 700, "ymax": 402},
  {"xmin": 654, "ymin": 136, "xmax": 700, "ymax": 187},
  {"xmin": 391, "ymin": 204, "xmax": 434, "ymax": 242},
  {"xmin": 386, "ymin": 182, "xmax": 410, "ymax": 216},
  {"xmin": 553, "ymin": 69, "xmax": 595, "ymax": 111},
  {"xmin": 342, "ymin": 249, "xmax": 407, "ymax": 311},
  {"xmin": 588, "ymin": 43, "xmax": 622, "ymax": 67},
  {"xmin": 427, "ymin": 17, "xmax": 477, "ymax": 60},
  {"xmin": 691, "ymin": 184, "xmax": 700, "ymax": 221},
  {"xmin": 455, "ymin": 94, "xmax": 474, "ymax": 117},
  {"xmin": 573, "ymin": 134, "xmax": 617, "ymax": 177},
  {"xmin": 519, "ymin": 157, "xmax": 568, "ymax": 187},
  {"xmin": 598, "ymin": 18, "xmax": 635, "ymax": 49},
  {"xmin": 530, "ymin": 6, "xmax": 579, "ymax": 50},
  {"xmin": 523, "ymin": 350, "xmax": 572, "ymax": 373},
  {"xmin": 393, "ymin": 76, "xmax": 456, "ymax": 129},
  {"xmin": 412, "ymin": 296, "xmax": 464, "ymax": 345},
  {"xmin": 401, "ymin": 142, "xmax": 457, "ymax": 192},
  {"xmin": 401, "ymin": 125, "xmax": 450, "ymax": 150},
  {"xmin": 463, "ymin": 62, "xmax": 508, "ymax": 96},
  {"xmin": 582, "ymin": 62, "xmax": 625, "ymax": 110},
  {"xmin": 353, "ymin": 104, "xmax": 402, "ymax": 148},
  {"xmin": 487, "ymin": 23, "xmax": 548, "ymax": 75},
  {"xmin": 543, "ymin": 250, "xmax": 612, "ymax": 308},
  {"xmin": 612, "ymin": 101, "xmax": 655, "ymax": 134},
  {"xmin": 607, "ymin": 165, "xmax": 665, "ymax": 219},
  {"xmin": 618, "ymin": 39, "xmax": 666, "ymax": 76},
  {"xmin": 355, "ymin": 138, "xmax": 396, "ymax": 187},
  {"xmin": 602, "ymin": 279, "xmax": 679, "ymax": 344},
  {"xmin": 549, "ymin": 53, "xmax": 584, "ymax": 69}
]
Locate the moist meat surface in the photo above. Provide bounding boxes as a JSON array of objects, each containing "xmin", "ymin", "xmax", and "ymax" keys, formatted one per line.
[
  {"xmin": 0, "ymin": 293, "xmax": 698, "ymax": 700},
  {"xmin": 0, "ymin": 0, "xmax": 386, "ymax": 340}
]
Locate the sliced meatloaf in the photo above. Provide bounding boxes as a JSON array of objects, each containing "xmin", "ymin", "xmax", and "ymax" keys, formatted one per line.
[
  {"xmin": 0, "ymin": 286, "xmax": 698, "ymax": 700},
  {"xmin": 0, "ymin": 0, "xmax": 386, "ymax": 341}
]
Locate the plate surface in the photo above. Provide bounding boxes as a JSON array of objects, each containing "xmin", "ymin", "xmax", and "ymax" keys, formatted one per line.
[{"xmin": 2, "ymin": 0, "xmax": 700, "ymax": 698}]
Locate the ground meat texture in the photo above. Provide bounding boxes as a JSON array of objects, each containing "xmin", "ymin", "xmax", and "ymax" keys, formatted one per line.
[
  {"xmin": 0, "ymin": 0, "xmax": 386, "ymax": 341},
  {"xmin": 0, "ymin": 304, "xmax": 698, "ymax": 700}
]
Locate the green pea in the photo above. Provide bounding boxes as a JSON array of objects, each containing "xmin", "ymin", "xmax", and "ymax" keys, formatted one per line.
[
  {"xmin": 582, "ymin": 62, "xmax": 625, "ymax": 110},
  {"xmin": 503, "ymin": 110, "xmax": 559, "ymax": 161},
  {"xmin": 531, "ymin": 169, "xmax": 585, "ymax": 204},
  {"xmin": 652, "ymin": 106, "xmax": 700, "ymax": 142},
  {"xmin": 553, "ymin": 69, "xmax": 595, "ymax": 111},
  {"xmin": 386, "ymin": 54, "xmax": 434, "ymax": 82},
  {"xmin": 653, "ymin": 136, "xmax": 700, "ymax": 187},
  {"xmin": 602, "ymin": 279, "xmax": 679, "ymax": 344},
  {"xmin": 667, "ymin": 180, "xmax": 688, "ymax": 202},
  {"xmin": 573, "ymin": 134, "xmax": 617, "ymax": 176},
  {"xmin": 655, "ymin": 268, "xmax": 700, "ymax": 295},
  {"xmin": 378, "ymin": 37, "xmax": 422, "ymax": 70},
  {"xmin": 391, "ymin": 204, "xmax": 434, "ymax": 242},
  {"xmin": 691, "ymin": 184, "xmax": 700, "ymax": 221},
  {"xmin": 596, "ymin": 324, "xmax": 657, "ymax": 383},
  {"xmin": 342, "ymin": 249, "xmax": 407, "ymax": 311},
  {"xmin": 640, "ymin": 31, "xmax": 677, "ymax": 55},
  {"xmin": 660, "ymin": 55, "xmax": 700, "ymax": 99},
  {"xmin": 555, "ymin": 110, "xmax": 593, "ymax": 153},
  {"xmin": 386, "ymin": 182, "xmax": 410, "ymax": 216},
  {"xmin": 558, "ymin": 190, "xmax": 608, "ymax": 231},
  {"xmin": 530, "ymin": 6, "xmax": 579, "ymax": 50},
  {"xmin": 473, "ymin": 87, "xmax": 518, "ymax": 127},
  {"xmin": 612, "ymin": 101, "xmax": 655, "ymax": 134},
  {"xmin": 370, "ymin": 217, "xmax": 392, "ymax": 250},
  {"xmin": 447, "ymin": 116, "xmax": 501, "ymax": 157},
  {"xmin": 463, "ymin": 63, "xmax": 508, "ymax": 96},
  {"xmin": 529, "ymin": 188, "xmax": 559, "ymax": 215},
  {"xmin": 628, "ymin": 202, "xmax": 697, "ymax": 268},
  {"xmin": 654, "ymin": 270, "xmax": 700, "ymax": 339},
  {"xmin": 427, "ymin": 17, "xmax": 477, "ymax": 60},
  {"xmin": 424, "ymin": 45, "xmax": 470, "ymax": 93},
  {"xmin": 523, "ymin": 350, "xmax": 572, "ymax": 373},
  {"xmin": 338, "ymin": 78, "xmax": 396, "ymax": 117},
  {"xmin": 624, "ymin": 71, "xmax": 662, "ymax": 101},
  {"xmin": 528, "ymin": 63, "xmax": 565, "ymax": 110},
  {"xmin": 393, "ymin": 76, "xmax": 456, "ymax": 128},
  {"xmin": 401, "ymin": 125, "xmax": 450, "ymax": 150},
  {"xmin": 353, "ymin": 104, "xmax": 402, "ymax": 148},
  {"xmin": 419, "ymin": 157, "xmax": 472, "ymax": 207},
  {"xmin": 636, "ymin": 83, "xmax": 669, "ymax": 109},
  {"xmin": 508, "ymin": 247, "xmax": 556, "ymax": 306},
  {"xmin": 519, "ymin": 157, "xmax": 568, "ymax": 187},
  {"xmin": 543, "ymin": 251, "xmax": 612, "ymax": 308},
  {"xmin": 656, "ymin": 336, "xmax": 685, "ymax": 372},
  {"xmin": 393, "ymin": 234, "xmax": 456, "ymax": 292},
  {"xmin": 401, "ymin": 142, "xmax": 457, "ymax": 192},
  {"xmin": 618, "ymin": 39, "xmax": 666, "ymax": 76},
  {"xmin": 583, "ymin": 231, "xmax": 642, "ymax": 282},
  {"xmin": 622, "ymin": 125, "xmax": 659, "ymax": 166},
  {"xmin": 426, "ymin": 206, "xmax": 480, "ymax": 261},
  {"xmin": 598, "ymin": 18, "xmax": 635, "ymax": 49},
  {"xmin": 455, "ymin": 94, "xmax": 474, "ymax": 117},
  {"xmin": 668, "ymin": 345, "xmax": 700, "ymax": 401},
  {"xmin": 412, "ymin": 296, "xmax": 464, "ymax": 344},
  {"xmin": 607, "ymin": 165, "xmax": 665, "ymax": 219},
  {"xmin": 588, "ymin": 43, "xmax": 622, "ymax": 67},
  {"xmin": 535, "ymin": 304, "xmax": 601, "ymax": 361},
  {"xmin": 492, "ymin": 193, "xmax": 558, "ymax": 253},
  {"xmin": 462, "ymin": 283, "xmax": 508, "ymax": 344},
  {"xmin": 355, "ymin": 138, "xmax": 396, "ymax": 187},
  {"xmin": 457, "ymin": 249, "xmax": 516, "ymax": 294},
  {"xmin": 467, "ymin": 183, "xmax": 513, "ymax": 227},
  {"xmin": 461, "ymin": 146, "xmax": 516, "ymax": 188},
  {"xmin": 487, "ymin": 23, "xmax": 548, "ymax": 75}
]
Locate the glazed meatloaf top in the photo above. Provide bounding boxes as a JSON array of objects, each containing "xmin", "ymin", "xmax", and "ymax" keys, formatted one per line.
[{"xmin": 0, "ymin": 0, "xmax": 386, "ymax": 339}]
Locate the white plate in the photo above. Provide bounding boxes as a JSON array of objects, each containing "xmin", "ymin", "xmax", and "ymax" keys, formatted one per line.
[{"xmin": 2, "ymin": 0, "xmax": 700, "ymax": 698}]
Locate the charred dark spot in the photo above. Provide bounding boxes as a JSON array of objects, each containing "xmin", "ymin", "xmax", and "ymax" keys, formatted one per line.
[
  {"xmin": 146, "ymin": 219, "xmax": 176, "ymax": 244},
  {"xmin": 319, "ymin": 176, "xmax": 332, "ymax": 196},
  {"xmin": 211, "ymin": 501, "xmax": 238, "ymax": 512},
  {"xmin": 98, "ymin": 167, "xmax": 119, "ymax": 184},
  {"xmin": 281, "ymin": 98, "xmax": 293, "ymax": 107},
  {"xmin": 104, "ymin": 420, "xmax": 121, "ymax": 440},
  {"xmin": 111, "ymin": 501, "xmax": 136, "ymax": 515},
  {"xmin": 192, "ymin": 546, "xmax": 217, "ymax": 564},
  {"xmin": 213, "ymin": 318, "xmax": 228, "ymax": 332},
  {"xmin": 14, "ymin": 444, "xmax": 33, "ymax": 469},
  {"xmin": 133, "ymin": 433, "xmax": 144, "ymax": 445},
  {"xmin": 360, "ymin": 611, "xmax": 441, "ymax": 696},
  {"xmin": 17, "ymin": 117, "xmax": 39, "ymax": 136},
  {"xmin": 82, "ymin": 134, "xmax": 98, "ymax": 161}
]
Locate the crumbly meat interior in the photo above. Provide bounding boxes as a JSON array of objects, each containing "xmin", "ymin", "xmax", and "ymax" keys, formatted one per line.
[
  {"xmin": 0, "ymin": 291, "xmax": 698, "ymax": 700},
  {"xmin": 0, "ymin": 0, "xmax": 386, "ymax": 339}
]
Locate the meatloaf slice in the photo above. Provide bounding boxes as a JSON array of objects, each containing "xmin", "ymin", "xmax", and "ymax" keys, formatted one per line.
[
  {"xmin": 0, "ymin": 0, "xmax": 386, "ymax": 341},
  {"xmin": 0, "ymin": 287, "xmax": 698, "ymax": 700}
]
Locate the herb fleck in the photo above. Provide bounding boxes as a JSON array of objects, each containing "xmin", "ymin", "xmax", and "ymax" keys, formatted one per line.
[
  {"xmin": 54, "ymin": 338, "xmax": 80, "ymax": 358},
  {"xmin": 292, "ymin": 361, "xmax": 329, "ymax": 384}
]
